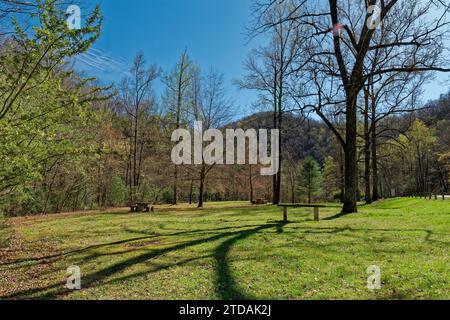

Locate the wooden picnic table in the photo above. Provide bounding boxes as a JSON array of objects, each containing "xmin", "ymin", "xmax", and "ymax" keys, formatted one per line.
[
  {"xmin": 130, "ymin": 203, "xmax": 152, "ymax": 213},
  {"xmin": 252, "ymin": 198, "xmax": 269, "ymax": 205},
  {"xmin": 278, "ymin": 203, "xmax": 327, "ymax": 222}
]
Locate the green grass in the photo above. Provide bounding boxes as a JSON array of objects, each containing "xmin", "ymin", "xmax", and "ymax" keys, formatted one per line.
[{"xmin": 0, "ymin": 198, "xmax": 449, "ymax": 300}]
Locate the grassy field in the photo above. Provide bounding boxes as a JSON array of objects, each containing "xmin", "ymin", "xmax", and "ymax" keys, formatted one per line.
[{"xmin": 0, "ymin": 198, "xmax": 449, "ymax": 300}]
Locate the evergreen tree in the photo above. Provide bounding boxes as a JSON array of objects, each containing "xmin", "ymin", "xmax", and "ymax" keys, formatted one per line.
[{"xmin": 297, "ymin": 156, "xmax": 322, "ymax": 203}]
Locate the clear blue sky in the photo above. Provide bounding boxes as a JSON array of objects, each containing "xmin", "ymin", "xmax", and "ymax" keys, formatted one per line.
[
  {"xmin": 75, "ymin": 0, "xmax": 449, "ymax": 117},
  {"xmin": 76, "ymin": 0, "xmax": 262, "ymax": 119}
]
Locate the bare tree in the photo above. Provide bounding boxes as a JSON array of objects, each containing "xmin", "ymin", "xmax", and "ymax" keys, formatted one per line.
[
  {"xmin": 119, "ymin": 52, "xmax": 159, "ymax": 204},
  {"xmin": 237, "ymin": 1, "xmax": 302, "ymax": 204},
  {"xmin": 163, "ymin": 51, "xmax": 196, "ymax": 205},
  {"xmin": 190, "ymin": 69, "xmax": 233, "ymax": 208},
  {"xmin": 251, "ymin": 0, "xmax": 450, "ymax": 213}
]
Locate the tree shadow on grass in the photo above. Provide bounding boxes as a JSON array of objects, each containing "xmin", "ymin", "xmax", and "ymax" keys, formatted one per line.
[
  {"xmin": 213, "ymin": 223, "xmax": 286, "ymax": 300},
  {"xmin": 3, "ymin": 221, "xmax": 445, "ymax": 300},
  {"xmin": 322, "ymin": 211, "xmax": 352, "ymax": 220},
  {"xmin": 0, "ymin": 224, "xmax": 265, "ymax": 269},
  {"xmin": 2, "ymin": 222, "xmax": 285, "ymax": 299}
]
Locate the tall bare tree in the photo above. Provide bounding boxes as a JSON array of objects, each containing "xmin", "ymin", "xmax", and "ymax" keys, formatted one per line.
[
  {"xmin": 251, "ymin": 0, "xmax": 450, "ymax": 213},
  {"xmin": 163, "ymin": 51, "xmax": 196, "ymax": 205},
  {"xmin": 238, "ymin": 1, "xmax": 302, "ymax": 204},
  {"xmin": 190, "ymin": 69, "xmax": 233, "ymax": 208},
  {"xmin": 119, "ymin": 52, "xmax": 159, "ymax": 203}
]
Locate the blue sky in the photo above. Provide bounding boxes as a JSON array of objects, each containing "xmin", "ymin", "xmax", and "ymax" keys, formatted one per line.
[
  {"xmin": 76, "ymin": 0, "xmax": 262, "ymax": 119},
  {"xmin": 75, "ymin": 0, "xmax": 449, "ymax": 117}
]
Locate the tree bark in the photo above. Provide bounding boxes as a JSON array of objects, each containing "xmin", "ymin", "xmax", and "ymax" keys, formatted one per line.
[
  {"xmin": 371, "ymin": 100, "xmax": 379, "ymax": 201},
  {"xmin": 249, "ymin": 165, "xmax": 254, "ymax": 204},
  {"xmin": 342, "ymin": 95, "xmax": 358, "ymax": 213},
  {"xmin": 364, "ymin": 90, "xmax": 372, "ymax": 204},
  {"xmin": 275, "ymin": 66, "xmax": 283, "ymax": 205},
  {"xmin": 198, "ymin": 166, "xmax": 206, "ymax": 208},
  {"xmin": 189, "ymin": 179, "xmax": 193, "ymax": 205},
  {"xmin": 272, "ymin": 68, "xmax": 279, "ymax": 204}
]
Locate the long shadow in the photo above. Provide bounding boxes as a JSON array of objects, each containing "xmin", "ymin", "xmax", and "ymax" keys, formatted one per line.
[
  {"xmin": 4, "ymin": 221, "xmax": 446, "ymax": 299},
  {"xmin": 2, "ymin": 223, "xmax": 280, "ymax": 299},
  {"xmin": 213, "ymin": 222, "xmax": 286, "ymax": 300},
  {"xmin": 0, "ymin": 224, "xmax": 264, "ymax": 268},
  {"xmin": 322, "ymin": 212, "xmax": 352, "ymax": 220}
]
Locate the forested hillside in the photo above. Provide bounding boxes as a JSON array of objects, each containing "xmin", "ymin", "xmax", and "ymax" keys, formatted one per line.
[{"xmin": 0, "ymin": 0, "xmax": 449, "ymax": 216}]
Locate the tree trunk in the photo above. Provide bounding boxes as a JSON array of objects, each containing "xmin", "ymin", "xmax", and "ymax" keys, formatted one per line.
[
  {"xmin": 189, "ymin": 179, "xmax": 193, "ymax": 205},
  {"xmin": 198, "ymin": 166, "xmax": 206, "ymax": 208},
  {"xmin": 172, "ymin": 165, "xmax": 178, "ymax": 205},
  {"xmin": 133, "ymin": 114, "xmax": 138, "ymax": 202},
  {"xmin": 272, "ymin": 69, "xmax": 279, "ymax": 204},
  {"xmin": 172, "ymin": 58, "xmax": 185, "ymax": 205},
  {"xmin": 342, "ymin": 95, "xmax": 358, "ymax": 213},
  {"xmin": 339, "ymin": 147, "xmax": 345, "ymax": 203},
  {"xmin": 275, "ymin": 70, "xmax": 283, "ymax": 205},
  {"xmin": 364, "ymin": 90, "xmax": 372, "ymax": 204},
  {"xmin": 371, "ymin": 100, "xmax": 379, "ymax": 202},
  {"xmin": 291, "ymin": 175, "xmax": 295, "ymax": 204},
  {"xmin": 249, "ymin": 165, "xmax": 254, "ymax": 204}
]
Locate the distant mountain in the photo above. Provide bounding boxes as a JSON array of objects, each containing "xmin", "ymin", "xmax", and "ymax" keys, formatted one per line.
[{"xmin": 226, "ymin": 111, "xmax": 337, "ymax": 165}]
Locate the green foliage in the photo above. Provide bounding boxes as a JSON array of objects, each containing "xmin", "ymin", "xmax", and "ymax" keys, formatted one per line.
[
  {"xmin": 297, "ymin": 156, "xmax": 322, "ymax": 203},
  {"xmin": 0, "ymin": 1, "xmax": 104, "ymax": 210},
  {"xmin": 134, "ymin": 184, "xmax": 175, "ymax": 205},
  {"xmin": 106, "ymin": 176, "xmax": 127, "ymax": 207},
  {"xmin": 322, "ymin": 156, "xmax": 341, "ymax": 200},
  {"xmin": 161, "ymin": 187, "xmax": 174, "ymax": 204},
  {"xmin": 396, "ymin": 120, "xmax": 437, "ymax": 194}
]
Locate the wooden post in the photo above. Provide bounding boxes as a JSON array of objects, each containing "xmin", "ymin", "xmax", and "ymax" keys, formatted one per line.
[
  {"xmin": 314, "ymin": 207, "xmax": 320, "ymax": 221},
  {"xmin": 283, "ymin": 206, "xmax": 288, "ymax": 223}
]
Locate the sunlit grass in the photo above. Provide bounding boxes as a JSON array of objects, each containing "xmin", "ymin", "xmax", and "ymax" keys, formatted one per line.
[{"xmin": 0, "ymin": 198, "xmax": 449, "ymax": 300}]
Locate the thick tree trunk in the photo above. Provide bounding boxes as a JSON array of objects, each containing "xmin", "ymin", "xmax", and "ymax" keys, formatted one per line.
[
  {"xmin": 370, "ymin": 93, "xmax": 379, "ymax": 201},
  {"xmin": 371, "ymin": 116, "xmax": 379, "ymax": 202},
  {"xmin": 342, "ymin": 95, "xmax": 358, "ymax": 213},
  {"xmin": 364, "ymin": 144, "xmax": 372, "ymax": 204},
  {"xmin": 339, "ymin": 148, "xmax": 345, "ymax": 203},
  {"xmin": 364, "ymin": 91, "xmax": 372, "ymax": 204}
]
